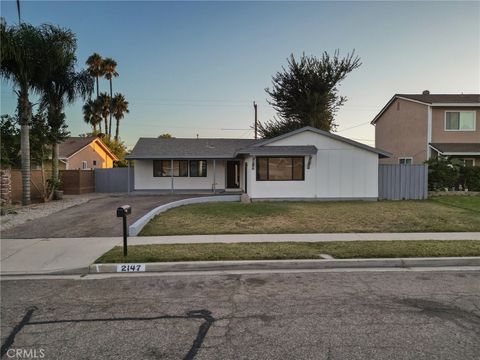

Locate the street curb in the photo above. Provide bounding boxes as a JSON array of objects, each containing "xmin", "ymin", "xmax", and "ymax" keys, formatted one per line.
[
  {"xmin": 128, "ymin": 195, "xmax": 241, "ymax": 236},
  {"xmin": 88, "ymin": 257, "xmax": 480, "ymax": 274}
]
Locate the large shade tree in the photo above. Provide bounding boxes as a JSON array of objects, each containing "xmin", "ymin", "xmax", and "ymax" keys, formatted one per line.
[
  {"xmin": 0, "ymin": 21, "xmax": 46, "ymax": 205},
  {"xmin": 259, "ymin": 50, "xmax": 361, "ymax": 138},
  {"xmin": 111, "ymin": 93, "xmax": 129, "ymax": 141},
  {"xmin": 102, "ymin": 57, "xmax": 118, "ymax": 138},
  {"xmin": 40, "ymin": 24, "xmax": 93, "ymax": 184}
]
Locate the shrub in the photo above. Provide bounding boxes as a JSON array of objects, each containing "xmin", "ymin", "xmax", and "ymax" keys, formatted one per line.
[
  {"xmin": 462, "ymin": 166, "xmax": 480, "ymax": 191},
  {"xmin": 425, "ymin": 157, "xmax": 460, "ymax": 190}
]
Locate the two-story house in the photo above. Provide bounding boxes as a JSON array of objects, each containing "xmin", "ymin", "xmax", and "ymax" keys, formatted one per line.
[{"xmin": 371, "ymin": 91, "xmax": 480, "ymax": 166}]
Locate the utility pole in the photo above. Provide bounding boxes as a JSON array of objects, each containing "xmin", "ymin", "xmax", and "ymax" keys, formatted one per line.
[{"xmin": 253, "ymin": 101, "xmax": 258, "ymax": 139}]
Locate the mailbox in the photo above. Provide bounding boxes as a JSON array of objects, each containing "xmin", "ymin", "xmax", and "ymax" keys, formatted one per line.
[
  {"xmin": 117, "ymin": 205, "xmax": 132, "ymax": 217},
  {"xmin": 116, "ymin": 205, "xmax": 132, "ymax": 257}
]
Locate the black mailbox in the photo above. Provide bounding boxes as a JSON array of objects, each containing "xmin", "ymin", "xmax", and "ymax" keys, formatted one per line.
[
  {"xmin": 117, "ymin": 205, "xmax": 132, "ymax": 217},
  {"xmin": 116, "ymin": 205, "xmax": 132, "ymax": 256}
]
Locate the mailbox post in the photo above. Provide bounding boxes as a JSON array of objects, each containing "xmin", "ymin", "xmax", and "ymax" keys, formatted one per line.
[{"xmin": 117, "ymin": 205, "xmax": 132, "ymax": 256}]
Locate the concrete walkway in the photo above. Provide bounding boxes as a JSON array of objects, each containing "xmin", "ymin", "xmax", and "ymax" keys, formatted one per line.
[{"xmin": 2, "ymin": 232, "xmax": 480, "ymax": 275}]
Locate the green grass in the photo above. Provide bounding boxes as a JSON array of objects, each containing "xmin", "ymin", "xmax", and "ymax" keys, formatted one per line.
[
  {"xmin": 95, "ymin": 240, "xmax": 480, "ymax": 263},
  {"xmin": 139, "ymin": 197, "xmax": 480, "ymax": 236},
  {"xmin": 430, "ymin": 196, "xmax": 480, "ymax": 213}
]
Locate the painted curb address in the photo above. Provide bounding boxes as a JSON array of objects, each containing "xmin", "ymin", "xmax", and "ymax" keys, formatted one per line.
[{"xmin": 91, "ymin": 257, "xmax": 480, "ymax": 274}]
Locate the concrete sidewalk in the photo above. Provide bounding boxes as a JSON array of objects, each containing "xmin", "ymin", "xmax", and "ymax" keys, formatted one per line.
[{"xmin": 2, "ymin": 232, "xmax": 480, "ymax": 275}]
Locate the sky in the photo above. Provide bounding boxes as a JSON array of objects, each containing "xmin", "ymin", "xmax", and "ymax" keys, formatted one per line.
[{"xmin": 1, "ymin": 1, "xmax": 479, "ymax": 149}]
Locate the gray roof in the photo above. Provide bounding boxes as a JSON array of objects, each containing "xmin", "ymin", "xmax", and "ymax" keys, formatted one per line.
[
  {"xmin": 126, "ymin": 138, "xmax": 260, "ymax": 159},
  {"xmin": 430, "ymin": 143, "xmax": 480, "ymax": 154},
  {"xmin": 397, "ymin": 94, "xmax": 480, "ymax": 104},
  {"xmin": 127, "ymin": 127, "xmax": 390, "ymax": 160},
  {"xmin": 236, "ymin": 145, "xmax": 318, "ymax": 156}
]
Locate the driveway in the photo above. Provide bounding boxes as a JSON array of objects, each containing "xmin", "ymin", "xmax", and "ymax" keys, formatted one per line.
[{"xmin": 1, "ymin": 195, "xmax": 196, "ymax": 238}]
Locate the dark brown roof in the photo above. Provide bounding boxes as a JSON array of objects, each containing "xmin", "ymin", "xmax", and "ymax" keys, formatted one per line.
[
  {"xmin": 430, "ymin": 143, "xmax": 480, "ymax": 154},
  {"xmin": 397, "ymin": 94, "xmax": 480, "ymax": 104},
  {"xmin": 58, "ymin": 136, "xmax": 98, "ymax": 158}
]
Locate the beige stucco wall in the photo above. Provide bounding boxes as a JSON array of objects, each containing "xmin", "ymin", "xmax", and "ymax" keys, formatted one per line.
[
  {"xmin": 67, "ymin": 140, "xmax": 115, "ymax": 169},
  {"xmin": 431, "ymin": 107, "xmax": 480, "ymax": 143},
  {"xmin": 375, "ymin": 98, "xmax": 428, "ymax": 164}
]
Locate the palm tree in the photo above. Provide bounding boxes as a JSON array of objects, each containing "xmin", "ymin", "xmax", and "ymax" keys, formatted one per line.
[
  {"xmin": 39, "ymin": 25, "xmax": 93, "ymax": 184},
  {"xmin": 86, "ymin": 53, "xmax": 103, "ymax": 98},
  {"xmin": 83, "ymin": 99, "xmax": 102, "ymax": 132},
  {"xmin": 111, "ymin": 93, "xmax": 129, "ymax": 141},
  {"xmin": 102, "ymin": 58, "xmax": 118, "ymax": 138},
  {"xmin": 1, "ymin": 22, "xmax": 45, "ymax": 205},
  {"xmin": 98, "ymin": 92, "xmax": 111, "ymax": 135}
]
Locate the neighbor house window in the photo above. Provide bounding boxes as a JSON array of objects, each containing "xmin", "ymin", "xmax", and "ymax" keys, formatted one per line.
[
  {"xmin": 93, "ymin": 160, "xmax": 97, "ymax": 166},
  {"xmin": 153, "ymin": 160, "xmax": 189, "ymax": 177},
  {"xmin": 189, "ymin": 160, "xmax": 207, "ymax": 177},
  {"xmin": 399, "ymin": 157, "xmax": 413, "ymax": 165},
  {"xmin": 445, "ymin": 111, "xmax": 476, "ymax": 131},
  {"xmin": 82, "ymin": 161, "xmax": 87, "ymax": 170},
  {"xmin": 256, "ymin": 157, "xmax": 305, "ymax": 181},
  {"xmin": 463, "ymin": 158, "xmax": 475, "ymax": 167}
]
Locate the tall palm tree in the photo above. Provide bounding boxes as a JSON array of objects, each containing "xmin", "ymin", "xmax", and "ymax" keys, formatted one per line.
[
  {"xmin": 40, "ymin": 25, "xmax": 93, "ymax": 183},
  {"xmin": 111, "ymin": 93, "xmax": 129, "ymax": 141},
  {"xmin": 86, "ymin": 53, "xmax": 103, "ymax": 98},
  {"xmin": 1, "ymin": 22, "xmax": 45, "ymax": 205},
  {"xmin": 97, "ymin": 92, "xmax": 111, "ymax": 135},
  {"xmin": 102, "ymin": 57, "xmax": 118, "ymax": 138},
  {"xmin": 83, "ymin": 99, "xmax": 102, "ymax": 132}
]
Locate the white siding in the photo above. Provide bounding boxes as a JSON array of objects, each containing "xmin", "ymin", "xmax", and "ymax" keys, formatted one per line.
[
  {"xmin": 246, "ymin": 130, "xmax": 379, "ymax": 199},
  {"xmin": 134, "ymin": 160, "xmax": 226, "ymax": 190}
]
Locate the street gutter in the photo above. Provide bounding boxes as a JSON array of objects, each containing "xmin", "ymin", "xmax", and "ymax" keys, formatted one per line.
[{"xmin": 3, "ymin": 257, "xmax": 480, "ymax": 276}]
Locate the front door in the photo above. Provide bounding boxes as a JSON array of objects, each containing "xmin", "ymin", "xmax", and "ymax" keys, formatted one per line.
[{"xmin": 226, "ymin": 161, "xmax": 240, "ymax": 188}]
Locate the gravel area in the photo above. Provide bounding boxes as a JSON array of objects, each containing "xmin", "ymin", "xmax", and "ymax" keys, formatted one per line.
[{"xmin": 0, "ymin": 193, "xmax": 108, "ymax": 231}]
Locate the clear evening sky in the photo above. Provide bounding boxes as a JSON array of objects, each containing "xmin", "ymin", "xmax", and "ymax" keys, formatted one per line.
[{"xmin": 1, "ymin": 1, "xmax": 479, "ymax": 149}]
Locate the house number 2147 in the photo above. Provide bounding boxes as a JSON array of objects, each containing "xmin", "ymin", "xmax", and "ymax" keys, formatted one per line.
[{"xmin": 117, "ymin": 264, "xmax": 146, "ymax": 272}]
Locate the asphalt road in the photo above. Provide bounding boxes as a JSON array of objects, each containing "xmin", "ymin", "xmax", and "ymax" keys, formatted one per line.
[
  {"xmin": 1, "ymin": 195, "xmax": 195, "ymax": 239},
  {"xmin": 1, "ymin": 269, "xmax": 479, "ymax": 359}
]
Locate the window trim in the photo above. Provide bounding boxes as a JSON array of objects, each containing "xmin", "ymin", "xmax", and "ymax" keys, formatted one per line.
[
  {"xmin": 189, "ymin": 160, "xmax": 208, "ymax": 178},
  {"xmin": 153, "ymin": 160, "xmax": 189, "ymax": 177},
  {"xmin": 444, "ymin": 110, "xmax": 476, "ymax": 132},
  {"xmin": 462, "ymin": 158, "xmax": 475, "ymax": 167},
  {"xmin": 256, "ymin": 156, "xmax": 305, "ymax": 181},
  {"xmin": 398, "ymin": 157, "xmax": 413, "ymax": 165}
]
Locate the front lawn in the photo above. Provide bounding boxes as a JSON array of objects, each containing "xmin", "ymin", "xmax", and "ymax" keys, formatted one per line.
[
  {"xmin": 139, "ymin": 197, "xmax": 480, "ymax": 236},
  {"xmin": 96, "ymin": 240, "xmax": 480, "ymax": 263}
]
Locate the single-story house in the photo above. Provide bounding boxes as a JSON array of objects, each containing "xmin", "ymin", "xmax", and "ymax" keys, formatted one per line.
[
  {"xmin": 126, "ymin": 126, "xmax": 390, "ymax": 200},
  {"xmin": 58, "ymin": 136, "xmax": 118, "ymax": 170}
]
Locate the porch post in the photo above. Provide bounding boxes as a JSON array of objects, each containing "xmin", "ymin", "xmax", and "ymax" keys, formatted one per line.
[
  {"xmin": 170, "ymin": 159, "xmax": 174, "ymax": 193},
  {"xmin": 127, "ymin": 160, "xmax": 130, "ymax": 195},
  {"xmin": 213, "ymin": 159, "xmax": 216, "ymax": 194}
]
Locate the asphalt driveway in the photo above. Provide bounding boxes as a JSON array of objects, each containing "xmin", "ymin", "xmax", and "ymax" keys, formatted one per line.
[{"xmin": 1, "ymin": 195, "xmax": 196, "ymax": 239}]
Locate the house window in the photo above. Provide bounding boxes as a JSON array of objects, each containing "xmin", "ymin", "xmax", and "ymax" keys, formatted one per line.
[
  {"xmin": 153, "ymin": 160, "xmax": 189, "ymax": 177},
  {"xmin": 445, "ymin": 111, "xmax": 476, "ymax": 131},
  {"xmin": 189, "ymin": 160, "xmax": 207, "ymax": 177},
  {"xmin": 399, "ymin": 157, "xmax": 413, "ymax": 165},
  {"xmin": 463, "ymin": 158, "xmax": 475, "ymax": 167},
  {"xmin": 93, "ymin": 160, "xmax": 97, "ymax": 166},
  {"xmin": 256, "ymin": 157, "xmax": 305, "ymax": 181},
  {"xmin": 82, "ymin": 161, "xmax": 87, "ymax": 170}
]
